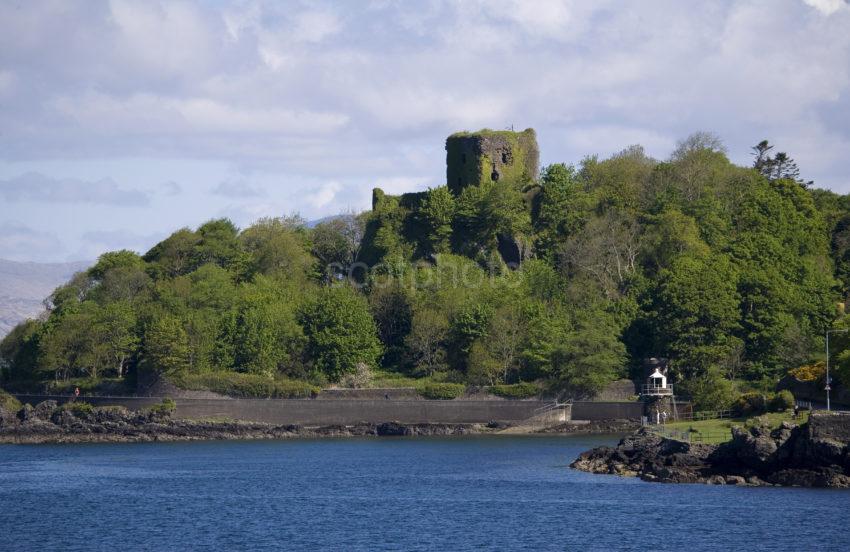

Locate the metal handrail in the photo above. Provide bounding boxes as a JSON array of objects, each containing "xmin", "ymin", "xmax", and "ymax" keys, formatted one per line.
[
  {"xmin": 533, "ymin": 400, "xmax": 571, "ymax": 415},
  {"xmin": 641, "ymin": 384, "xmax": 673, "ymax": 395}
]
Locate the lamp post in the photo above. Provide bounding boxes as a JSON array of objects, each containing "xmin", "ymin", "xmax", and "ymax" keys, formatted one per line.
[{"xmin": 825, "ymin": 329, "xmax": 847, "ymax": 412}]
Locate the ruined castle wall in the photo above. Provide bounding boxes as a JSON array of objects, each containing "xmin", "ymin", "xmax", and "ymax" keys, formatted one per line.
[{"xmin": 446, "ymin": 128, "xmax": 539, "ymax": 194}]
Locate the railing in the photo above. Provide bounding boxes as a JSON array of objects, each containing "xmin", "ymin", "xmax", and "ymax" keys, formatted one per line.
[
  {"xmin": 675, "ymin": 409, "xmax": 733, "ymax": 421},
  {"xmin": 533, "ymin": 399, "xmax": 571, "ymax": 413},
  {"xmin": 529, "ymin": 400, "xmax": 572, "ymax": 427},
  {"xmin": 641, "ymin": 384, "xmax": 673, "ymax": 396},
  {"xmin": 648, "ymin": 426, "xmax": 732, "ymax": 444}
]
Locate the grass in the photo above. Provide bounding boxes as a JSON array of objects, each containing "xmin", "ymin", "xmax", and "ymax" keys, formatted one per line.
[
  {"xmin": 170, "ymin": 372, "xmax": 320, "ymax": 399},
  {"xmin": 45, "ymin": 377, "xmax": 131, "ymax": 396},
  {"xmin": 0, "ymin": 388, "xmax": 22, "ymax": 412},
  {"xmin": 659, "ymin": 410, "xmax": 808, "ymax": 444},
  {"xmin": 368, "ymin": 369, "xmax": 423, "ymax": 389}
]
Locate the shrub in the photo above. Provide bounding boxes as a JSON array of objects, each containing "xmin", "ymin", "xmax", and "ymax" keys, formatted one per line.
[
  {"xmin": 170, "ymin": 372, "xmax": 320, "ymax": 399},
  {"xmin": 769, "ymin": 390, "xmax": 795, "ymax": 412},
  {"xmin": 490, "ymin": 382, "xmax": 539, "ymax": 399},
  {"xmin": 339, "ymin": 362, "xmax": 373, "ymax": 389},
  {"xmin": 417, "ymin": 382, "xmax": 465, "ymax": 400},
  {"xmin": 46, "ymin": 377, "xmax": 129, "ymax": 396},
  {"xmin": 66, "ymin": 401, "xmax": 94, "ymax": 417},
  {"xmin": 732, "ymin": 392, "xmax": 767, "ymax": 416},
  {"xmin": 149, "ymin": 397, "xmax": 176, "ymax": 416},
  {"xmin": 677, "ymin": 369, "xmax": 736, "ymax": 411},
  {"xmin": 788, "ymin": 362, "xmax": 824, "ymax": 382},
  {"xmin": 0, "ymin": 388, "xmax": 21, "ymax": 413}
]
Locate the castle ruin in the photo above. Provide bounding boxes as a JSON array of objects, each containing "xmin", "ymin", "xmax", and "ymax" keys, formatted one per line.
[{"xmin": 445, "ymin": 128, "xmax": 539, "ymax": 194}]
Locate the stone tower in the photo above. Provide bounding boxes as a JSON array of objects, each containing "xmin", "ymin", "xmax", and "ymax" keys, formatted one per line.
[{"xmin": 445, "ymin": 128, "xmax": 539, "ymax": 194}]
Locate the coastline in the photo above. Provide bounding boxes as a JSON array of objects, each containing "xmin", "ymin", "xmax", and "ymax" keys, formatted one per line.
[
  {"xmin": 0, "ymin": 400, "xmax": 637, "ymax": 445},
  {"xmin": 570, "ymin": 411, "xmax": 850, "ymax": 488}
]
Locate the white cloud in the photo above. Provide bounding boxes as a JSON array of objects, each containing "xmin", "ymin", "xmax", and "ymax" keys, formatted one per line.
[
  {"xmin": 108, "ymin": 0, "xmax": 218, "ymax": 77},
  {"xmin": 161, "ymin": 181, "xmax": 182, "ymax": 196},
  {"xmin": 213, "ymin": 179, "xmax": 266, "ymax": 198},
  {"xmin": 373, "ymin": 177, "xmax": 431, "ymax": 195},
  {"xmin": 79, "ymin": 229, "xmax": 166, "ymax": 257},
  {"xmin": 49, "ymin": 93, "xmax": 349, "ymax": 135},
  {"xmin": 305, "ymin": 181, "xmax": 342, "ymax": 210},
  {"xmin": 803, "ymin": 0, "xmax": 848, "ymax": 15},
  {"xmin": 291, "ymin": 10, "xmax": 342, "ymax": 43},
  {"xmin": 0, "ymin": 172, "xmax": 150, "ymax": 206},
  {"xmin": 0, "ymin": 71, "xmax": 16, "ymax": 98},
  {"xmin": 0, "ymin": 222, "xmax": 64, "ymax": 263},
  {"xmin": 217, "ymin": 202, "xmax": 290, "ymax": 228},
  {"xmin": 1, "ymin": 0, "xmax": 850, "ymax": 261}
]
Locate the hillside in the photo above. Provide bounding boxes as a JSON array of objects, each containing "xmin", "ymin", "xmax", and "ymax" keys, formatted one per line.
[
  {"xmin": 0, "ymin": 259, "xmax": 90, "ymax": 337},
  {"xmin": 2, "ymin": 130, "xmax": 850, "ymax": 409}
]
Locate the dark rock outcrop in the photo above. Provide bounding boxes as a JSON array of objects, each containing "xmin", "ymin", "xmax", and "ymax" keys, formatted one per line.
[
  {"xmin": 540, "ymin": 419, "xmax": 639, "ymax": 435},
  {"xmin": 571, "ymin": 412, "xmax": 850, "ymax": 488}
]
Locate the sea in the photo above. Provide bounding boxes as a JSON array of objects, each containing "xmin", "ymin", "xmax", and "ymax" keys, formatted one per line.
[{"xmin": 0, "ymin": 435, "xmax": 848, "ymax": 551}]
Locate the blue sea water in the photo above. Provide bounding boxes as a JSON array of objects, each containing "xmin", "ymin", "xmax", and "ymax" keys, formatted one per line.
[{"xmin": 0, "ymin": 435, "xmax": 848, "ymax": 551}]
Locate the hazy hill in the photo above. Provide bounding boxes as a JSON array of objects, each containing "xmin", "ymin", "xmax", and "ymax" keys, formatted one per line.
[{"xmin": 0, "ymin": 259, "xmax": 90, "ymax": 337}]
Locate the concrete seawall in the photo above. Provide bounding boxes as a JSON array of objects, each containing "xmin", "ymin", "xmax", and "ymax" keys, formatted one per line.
[{"xmin": 13, "ymin": 395, "xmax": 643, "ymax": 425}]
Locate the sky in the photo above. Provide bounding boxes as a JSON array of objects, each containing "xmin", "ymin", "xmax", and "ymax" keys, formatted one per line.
[{"xmin": 1, "ymin": 0, "xmax": 849, "ymax": 263}]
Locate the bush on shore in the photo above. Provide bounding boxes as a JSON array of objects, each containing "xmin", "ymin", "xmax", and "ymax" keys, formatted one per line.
[
  {"xmin": 63, "ymin": 401, "xmax": 94, "ymax": 417},
  {"xmin": 417, "ymin": 382, "xmax": 466, "ymax": 400},
  {"xmin": 769, "ymin": 390, "xmax": 795, "ymax": 412},
  {"xmin": 149, "ymin": 397, "xmax": 176, "ymax": 417},
  {"xmin": 0, "ymin": 388, "xmax": 21, "ymax": 412},
  {"xmin": 732, "ymin": 390, "xmax": 795, "ymax": 416},
  {"xmin": 489, "ymin": 382, "xmax": 539, "ymax": 399}
]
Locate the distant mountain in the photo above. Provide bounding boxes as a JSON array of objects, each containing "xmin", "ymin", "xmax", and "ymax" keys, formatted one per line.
[
  {"xmin": 0, "ymin": 259, "xmax": 90, "ymax": 337},
  {"xmin": 307, "ymin": 215, "xmax": 345, "ymax": 228}
]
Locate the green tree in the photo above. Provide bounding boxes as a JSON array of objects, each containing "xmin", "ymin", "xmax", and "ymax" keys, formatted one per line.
[
  {"xmin": 240, "ymin": 216, "xmax": 313, "ymax": 282},
  {"xmin": 142, "ymin": 315, "xmax": 191, "ymax": 376},
  {"xmin": 471, "ymin": 304, "xmax": 526, "ymax": 383},
  {"xmin": 88, "ymin": 250, "xmax": 145, "ymax": 280},
  {"xmin": 312, "ymin": 215, "xmax": 365, "ymax": 282},
  {"xmin": 368, "ymin": 282, "xmax": 413, "ymax": 366},
  {"xmin": 533, "ymin": 164, "xmax": 589, "ymax": 259},
  {"xmin": 551, "ymin": 307, "xmax": 626, "ymax": 397},
  {"xmin": 652, "ymin": 253, "xmax": 742, "ymax": 380},
  {"xmin": 447, "ymin": 303, "xmax": 493, "ymax": 371},
  {"xmin": 143, "ymin": 228, "xmax": 200, "ymax": 278},
  {"xmin": 420, "ymin": 186, "xmax": 455, "ymax": 254},
  {"xmin": 193, "ymin": 218, "xmax": 251, "ymax": 279},
  {"xmin": 93, "ymin": 301, "xmax": 138, "ymax": 377},
  {"xmin": 0, "ymin": 320, "xmax": 43, "ymax": 385},
  {"xmin": 405, "ymin": 307, "xmax": 449, "ymax": 376},
  {"xmin": 234, "ymin": 277, "xmax": 305, "ymax": 377},
  {"xmin": 297, "ymin": 286, "xmax": 382, "ymax": 381}
]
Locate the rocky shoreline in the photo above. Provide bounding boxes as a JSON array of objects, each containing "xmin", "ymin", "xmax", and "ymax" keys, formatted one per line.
[
  {"xmin": 0, "ymin": 399, "xmax": 638, "ymax": 444},
  {"xmin": 571, "ymin": 411, "xmax": 850, "ymax": 488},
  {"xmin": 0, "ymin": 400, "xmax": 497, "ymax": 444}
]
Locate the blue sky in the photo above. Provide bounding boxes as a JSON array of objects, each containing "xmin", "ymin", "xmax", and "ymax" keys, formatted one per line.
[{"xmin": 1, "ymin": 0, "xmax": 849, "ymax": 262}]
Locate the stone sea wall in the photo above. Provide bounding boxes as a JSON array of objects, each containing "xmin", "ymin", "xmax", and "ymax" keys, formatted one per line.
[{"xmin": 13, "ymin": 394, "xmax": 644, "ymax": 425}]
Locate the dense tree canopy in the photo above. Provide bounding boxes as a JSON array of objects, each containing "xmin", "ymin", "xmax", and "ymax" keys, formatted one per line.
[{"xmin": 2, "ymin": 132, "xmax": 848, "ymax": 407}]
